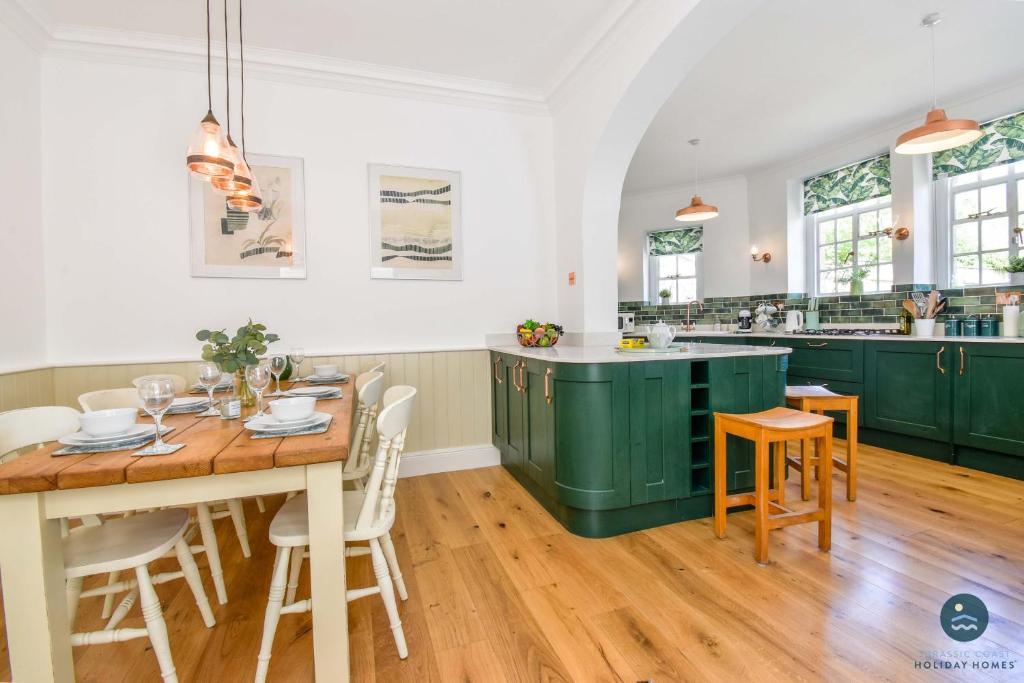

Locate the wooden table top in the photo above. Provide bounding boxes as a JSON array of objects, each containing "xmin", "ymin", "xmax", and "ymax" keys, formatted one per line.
[{"xmin": 0, "ymin": 384, "xmax": 354, "ymax": 495}]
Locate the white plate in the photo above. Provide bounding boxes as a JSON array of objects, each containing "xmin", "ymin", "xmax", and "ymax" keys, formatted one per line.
[
  {"xmin": 171, "ymin": 397, "xmax": 207, "ymax": 407},
  {"xmin": 59, "ymin": 424, "xmax": 166, "ymax": 446},
  {"xmin": 245, "ymin": 411, "xmax": 330, "ymax": 433},
  {"xmin": 286, "ymin": 386, "xmax": 337, "ymax": 397},
  {"xmin": 305, "ymin": 374, "xmax": 348, "ymax": 382}
]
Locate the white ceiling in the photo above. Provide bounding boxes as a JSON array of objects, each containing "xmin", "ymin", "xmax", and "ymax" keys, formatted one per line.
[
  {"xmin": 624, "ymin": 0, "xmax": 1024, "ymax": 194},
  {"xmin": 45, "ymin": 0, "xmax": 633, "ymax": 91}
]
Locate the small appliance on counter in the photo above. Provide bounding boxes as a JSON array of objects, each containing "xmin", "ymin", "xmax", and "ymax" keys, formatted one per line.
[
  {"xmin": 784, "ymin": 310, "xmax": 804, "ymax": 333},
  {"xmin": 737, "ymin": 310, "xmax": 753, "ymax": 333},
  {"xmin": 617, "ymin": 312, "xmax": 635, "ymax": 333}
]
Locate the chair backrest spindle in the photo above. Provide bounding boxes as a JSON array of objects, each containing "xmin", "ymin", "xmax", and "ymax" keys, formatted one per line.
[{"xmin": 354, "ymin": 386, "xmax": 416, "ymax": 531}]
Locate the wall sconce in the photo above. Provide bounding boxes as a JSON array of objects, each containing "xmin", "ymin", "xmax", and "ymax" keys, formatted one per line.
[
  {"xmin": 1014, "ymin": 227, "xmax": 1024, "ymax": 248},
  {"xmin": 877, "ymin": 226, "xmax": 911, "ymax": 240},
  {"xmin": 750, "ymin": 246, "xmax": 771, "ymax": 263}
]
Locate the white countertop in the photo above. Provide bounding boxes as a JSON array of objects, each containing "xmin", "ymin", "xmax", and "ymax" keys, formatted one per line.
[
  {"xmin": 670, "ymin": 331, "xmax": 1024, "ymax": 344},
  {"xmin": 489, "ymin": 342, "xmax": 791, "ymax": 364}
]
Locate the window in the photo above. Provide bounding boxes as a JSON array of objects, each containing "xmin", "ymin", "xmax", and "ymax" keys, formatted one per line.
[
  {"xmin": 804, "ymin": 153, "xmax": 892, "ymax": 295},
  {"xmin": 945, "ymin": 161, "xmax": 1024, "ymax": 286},
  {"xmin": 647, "ymin": 227, "xmax": 702, "ymax": 303},
  {"xmin": 814, "ymin": 197, "xmax": 894, "ymax": 294}
]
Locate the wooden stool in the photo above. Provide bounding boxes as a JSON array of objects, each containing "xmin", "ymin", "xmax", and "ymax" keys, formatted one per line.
[
  {"xmin": 785, "ymin": 385, "xmax": 858, "ymax": 502},
  {"xmin": 713, "ymin": 407, "xmax": 834, "ymax": 564}
]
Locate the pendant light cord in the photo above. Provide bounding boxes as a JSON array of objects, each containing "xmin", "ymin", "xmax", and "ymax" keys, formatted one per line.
[
  {"xmin": 223, "ymin": 0, "xmax": 231, "ymax": 136},
  {"xmin": 929, "ymin": 22, "xmax": 937, "ymax": 109},
  {"xmin": 205, "ymin": 0, "xmax": 212, "ymax": 111},
  {"xmin": 239, "ymin": 0, "xmax": 248, "ymax": 161}
]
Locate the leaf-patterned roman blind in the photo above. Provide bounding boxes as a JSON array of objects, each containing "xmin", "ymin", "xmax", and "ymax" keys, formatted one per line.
[
  {"xmin": 803, "ymin": 154, "xmax": 891, "ymax": 215},
  {"xmin": 932, "ymin": 110, "xmax": 1024, "ymax": 179},
  {"xmin": 648, "ymin": 227, "xmax": 703, "ymax": 256}
]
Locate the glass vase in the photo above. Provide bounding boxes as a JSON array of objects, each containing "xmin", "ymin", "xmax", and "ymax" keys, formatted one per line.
[{"xmin": 235, "ymin": 370, "xmax": 256, "ymax": 407}]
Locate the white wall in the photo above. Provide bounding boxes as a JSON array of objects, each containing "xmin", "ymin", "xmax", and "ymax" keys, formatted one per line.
[
  {"xmin": 40, "ymin": 55, "xmax": 557, "ymax": 365},
  {"xmin": 0, "ymin": 20, "xmax": 47, "ymax": 372},
  {"xmin": 617, "ymin": 176, "xmax": 750, "ymax": 301},
  {"xmin": 745, "ymin": 80, "xmax": 1024, "ymax": 295}
]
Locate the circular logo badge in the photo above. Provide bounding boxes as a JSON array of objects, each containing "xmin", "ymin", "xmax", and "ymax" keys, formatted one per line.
[{"xmin": 940, "ymin": 593, "xmax": 989, "ymax": 642}]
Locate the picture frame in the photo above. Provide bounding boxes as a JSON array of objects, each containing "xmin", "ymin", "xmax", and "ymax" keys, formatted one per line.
[
  {"xmin": 189, "ymin": 153, "xmax": 307, "ymax": 279},
  {"xmin": 368, "ymin": 163, "xmax": 462, "ymax": 281}
]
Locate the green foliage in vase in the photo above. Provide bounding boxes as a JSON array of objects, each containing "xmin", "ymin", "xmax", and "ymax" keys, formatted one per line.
[{"xmin": 195, "ymin": 320, "xmax": 280, "ymax": 373}]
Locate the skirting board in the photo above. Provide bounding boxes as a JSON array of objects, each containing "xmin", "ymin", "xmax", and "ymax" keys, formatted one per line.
[{"xmin": 398, "ymin": 444, "xmax": 500, "ymax": 478}]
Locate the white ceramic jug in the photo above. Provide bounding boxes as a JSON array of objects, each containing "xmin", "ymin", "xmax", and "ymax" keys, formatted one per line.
[
  {"xmin": 647, "ymin": 320, "xmax": 677, "ymax": 348},
  {"xmin": 785, "ymin": 310, "xmax": 804, "ymax": 332}
]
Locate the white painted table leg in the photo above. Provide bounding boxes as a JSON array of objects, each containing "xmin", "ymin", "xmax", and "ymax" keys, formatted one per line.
[
  {"xmin": 0, "ymin": 493, "xmax": 75, "ymax": 682},
  {"xmin": 305, "ymin": 461, "xmax": 349, "ymax": 682}
]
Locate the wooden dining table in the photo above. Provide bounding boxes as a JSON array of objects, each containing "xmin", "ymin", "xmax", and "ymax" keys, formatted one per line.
[{"xmin": 0, "ymin": 384, "xmax": 355, "ymax": 682}]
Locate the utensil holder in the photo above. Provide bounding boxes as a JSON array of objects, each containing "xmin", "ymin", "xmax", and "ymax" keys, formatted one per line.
[
  {"xmin": 804, "ymin": 311, "xmax": 820, "ymax": 330},
  {"xmin": 914, "ymin": 319, "xmax": 936, "ymax": 338}
]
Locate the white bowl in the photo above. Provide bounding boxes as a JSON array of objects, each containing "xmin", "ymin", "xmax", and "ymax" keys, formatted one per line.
[
  {"xmin": 313, "ymin": 364, "xmax": 339, "ymax": 378},
  {"xmin": 269, "ymin": 397, "xmax": 317, "ymax": 423},
  {"xmin": 79, "ymin": 408, "xmax": 138, "ymax": 437}
]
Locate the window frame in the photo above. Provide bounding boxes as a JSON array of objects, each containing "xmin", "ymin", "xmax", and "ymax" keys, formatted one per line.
[
  {"xmin": 935, "ymin": 161, "xmax": 1024, "ymax": 288},
  {"xmin": 646, "ymin": 235, "xmax": 703, "ymax": 304},
  {"xmin": 806, "ymin": 196, "xmax": 894, "ymax": 296}
]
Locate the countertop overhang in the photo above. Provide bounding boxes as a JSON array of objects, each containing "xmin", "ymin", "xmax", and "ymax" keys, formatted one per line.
[
  {"xmin": 667, "ymin": 331, "xmax": 1024, "ymax": 344},
  {"xmin": 489, "ymin": 342, "xmax": 791, "ymax": 363}
]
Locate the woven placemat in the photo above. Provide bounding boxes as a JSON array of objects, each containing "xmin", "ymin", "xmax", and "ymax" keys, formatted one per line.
[
  {"xmin": 53, "ymin": 426, "xmax": 175, "ymax": 456},
  {"xmin": 249, "ymin": 415, "xmax": 333, "ymax": 439}
]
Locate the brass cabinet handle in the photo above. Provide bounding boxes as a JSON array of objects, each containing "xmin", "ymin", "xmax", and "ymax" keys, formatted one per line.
[
  {"xmin": 493, "ymin": 357, "xmax": 503, "ymax": 383},
  {"xmin": 520, "ymin": 361, "xmax": 528, "ymax": 392},
  {"xmin": 511, "ymin": 360, "xmax": 522, "ymax": 392},
  {"xmin": 807, "ymin": 342, "xmax": 828, "ymax": 348},
  {"xmin": 936, "ymin": 346, "xmax": 945, "ymax": 375},
  {"xmin": 959, "ymin": 346, "xmax": 965, "ymax": 376},
  {"xmin": 544, "ymin": 368, "xmax": 553, "ymax": 405},
  {"xmin": 769, "ymin": 340, "xmax": 777, "ymax": 347}
]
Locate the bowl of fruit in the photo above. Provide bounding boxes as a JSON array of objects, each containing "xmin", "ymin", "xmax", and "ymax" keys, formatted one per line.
[{"xmin": 517, "ymin": 320, "xmax": 563, "ymax": 348}]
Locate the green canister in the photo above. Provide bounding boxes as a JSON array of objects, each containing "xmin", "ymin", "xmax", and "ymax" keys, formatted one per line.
[
  {"xmin": 961, "ymin": 316, "xmax": 979, "ymax": 336},
  {"xmin": 944, "ymin": 317, "xmax": 961, "ymax": 337},
  {"xmin": 979, "ymin": 316, "xmax": 998, "ymax": 336}
]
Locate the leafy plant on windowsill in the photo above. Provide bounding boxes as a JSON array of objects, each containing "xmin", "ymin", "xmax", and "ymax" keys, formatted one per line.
[
  {"xmin": 195, "ymin": 320, "xmax": 280, "ymax": 373},
  {"xmin": 658, "ymin": 288, "xmax": 672, "ymax": 304},
  {"xmin": 1003, "ymin": 256, "xmax": 1024, "ymax": 273},
  {"xmin": 837, "ymin": 267, "xmax": 870, "ymax": 294}
]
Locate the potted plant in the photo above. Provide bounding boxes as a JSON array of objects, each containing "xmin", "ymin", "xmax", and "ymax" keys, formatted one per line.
[
  {"xmin": 659, "ymin": 288, "xmax": 672, "ymax": 305},
  {"xmin": 1004, "ymin": 256, "xmax": 1024, "ymax": 285},
  {"xmin": 196, "ymin": 320, "xmax": 280, "ymax": 406},
  {"xmin": 838, "ymin": 267, "xmax": 870, "ymax": 295}
]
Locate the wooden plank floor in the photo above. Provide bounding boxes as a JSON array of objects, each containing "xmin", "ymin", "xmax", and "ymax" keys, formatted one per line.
[{"xmin": 1, "ymin": 440, "xmax": 1022, "ymax": 681}]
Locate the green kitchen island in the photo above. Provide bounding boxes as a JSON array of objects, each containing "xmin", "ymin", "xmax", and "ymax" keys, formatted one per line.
[{"xmin": 488, "ymin": 342, "xmax": 791, "ymax": 538}]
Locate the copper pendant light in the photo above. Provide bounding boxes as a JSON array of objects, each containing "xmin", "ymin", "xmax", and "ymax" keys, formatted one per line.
[
  {"xmin": 675, "ymin": 139, "xmax": 718, "ymax": 222},
  {"xmin": 211, "ymin": 0, "xmax": 252, "ymax": 195},
  {"xmin": 894, "ymin": 13, "xmax": 981, "ymax": 155},
  {"xmin": 226, "ymin": 0, "xmax": 263, "ymax": 213},
  {"xmin": 186, "ymin": 0, "xmax": 233, "ymax": 178}
]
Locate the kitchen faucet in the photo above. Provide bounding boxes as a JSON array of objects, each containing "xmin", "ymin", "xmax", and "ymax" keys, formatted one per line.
[{"xmin": 683, "ymin": 300, "xmax": 704, "ymax": 331}]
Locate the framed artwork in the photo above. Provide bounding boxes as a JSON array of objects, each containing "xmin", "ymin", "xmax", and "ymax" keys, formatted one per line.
[
  {"xmin": 189, "ymin": 153, "xmax": 306, "ymax": 279},
  {"xmin": 368, "ymin": 164, "xmax": 462, "ymax": 280}
]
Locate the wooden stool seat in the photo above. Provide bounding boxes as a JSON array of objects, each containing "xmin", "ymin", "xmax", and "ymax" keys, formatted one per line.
[
  {"xmin": 713, "ymin": 407, "xmax": 833, "ymax": 565},
  {"xmin": 785, "ymin": 385, "xmax": 859, "ymax": 502}
]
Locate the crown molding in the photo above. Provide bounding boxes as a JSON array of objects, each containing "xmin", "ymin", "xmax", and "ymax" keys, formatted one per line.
[
  {"xmin": 0, "ymin": 0, "xmax": 52, "ymax": 52},
  {"xmin": 541, "ymin": 0, "xmax": 637, "ymax": 100},
  {"xmin": 42, "ymin": 25, "xmax": 550, "ymax": 116}
]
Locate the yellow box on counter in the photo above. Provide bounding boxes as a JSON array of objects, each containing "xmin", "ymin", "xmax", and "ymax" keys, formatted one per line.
[{"xmin": 619, "ymin": 338, "xmax": 645, "ymax": 349}]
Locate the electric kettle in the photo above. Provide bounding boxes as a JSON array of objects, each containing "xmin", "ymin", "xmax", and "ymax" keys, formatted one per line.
[{"xmin": 785, "ymin": 310, "xmax": 804, "ymax": 333}]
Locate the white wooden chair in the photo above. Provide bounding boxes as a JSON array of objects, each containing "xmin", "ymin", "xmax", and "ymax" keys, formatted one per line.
[
  {"xmin": 78, "ymin": 388, "xmax": 143, "ymax": 411},
  {"xmin": 341, "ymin": 371, "xmax": 385, "ymax": 489},
  {"xmin": 132, "ymin": 373, "xmax": 188, "ymax": 394},
  {"xmin": 360, "ymin": 360, "xmax": 386, "ymax": 374},
  {"xmin": 65, "ymin": 508, "xmax": 215, "ymax": 682},
  {"xmin": 254, "ymin": 386, "xmax": 417, "ymax": 681},
  {"xmin": 76, "ymin": 388, "xmax": 251, "ymax": 609},
  {"xmin": 0, "ymin": 406, "xmax": 81, "ymax": 464}
]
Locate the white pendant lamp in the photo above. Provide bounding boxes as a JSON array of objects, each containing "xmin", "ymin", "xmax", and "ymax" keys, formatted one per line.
[
  {"xmin": 675, "ymin": 139, "xmax": 718, "ymax": 222},
  {"xmin": 186, "ymin": 0, "xmax": 233, "ymax": 178},
  {"xmin": 226, "ymin": 0, "xmax": 263, "ymax": 213},
  {"xmin": 895, "ymin": 13, "xmax": 981, "ymax": 155},
  {"xmin": 211, "ymin": 0, "xmax": 252, "ymax": 195}
]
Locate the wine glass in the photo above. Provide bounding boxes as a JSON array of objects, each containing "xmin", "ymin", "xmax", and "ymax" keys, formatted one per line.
[
  {"xmin": 135, "ymin": 378, "xmax": 183, "ymax": 455},
  {"xmin": 197, "ymin": 362, "xmax": 222, "ymax": 416},
  {"xmin": 289, "ymin": 347, "xmax": 306, "ymax": 382},
  {"xmin": 246, "ymin": 363, "xmax": 273, "ymax": 420},
  {"xmin": 269, "ymin": 355, "xmax": 287, "ymax": 396}
]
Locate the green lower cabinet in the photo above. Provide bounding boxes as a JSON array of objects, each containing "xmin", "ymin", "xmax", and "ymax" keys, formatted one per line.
[
  {"xmin": 864, "ymin": 342, "xmax": 951, "ymax": 441},
  {"xmin": 489, "ymin": 353, "xmax": 508, "ymax": 459},
  {"xmin": 784, "ymin": 339, "xmax": 864, "ymax": 382},
  {"xmin": 523, "ymin": 360, "xmax": 555, "ymax": 496},
  {"xmin": 627, "ymin": 361, "xmax": 688, "ymax": 504},
  {"xmin": 550, "ymin": 362, "xmax": 631, "ymax": 511},
  {"xmin": 503, "ymin": 355, "xmax": 527, "ymax": 474},
  {"xmin": 953, "ymin": 344, "xmax": 1024, "ymax": 458}
]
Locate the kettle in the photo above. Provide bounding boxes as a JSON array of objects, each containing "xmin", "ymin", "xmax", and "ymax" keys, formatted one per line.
[
  {"xmin": 646, "ymin": 320, "xmax": 677, "ymax": 349},
  {"xmin": 785, "ymin": 310, "xmax": 804, "ymax": 333}
]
